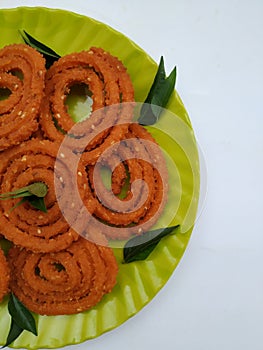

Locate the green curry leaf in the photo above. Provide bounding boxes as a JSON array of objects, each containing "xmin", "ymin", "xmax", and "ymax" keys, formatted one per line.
[
  {"xmin": 2, "ymin": 319, "xmax": 23, "ymax": 348},
  {"xmin": 0, "ymin": 182, "xmax": 48, "ymax": 213},
  {"xmin": 123, "ymin": 225, "xmax": 180, "ymax": 263},
  {"xmin": 138, "ymin": 56, "xmax": 177, "ymax": 125},
  {"xmin": 19, "ymin": 30, "xmax": 61, "ymax": 68},
  {"xmin": 8, "ymin": 293, "xmax": 37, "ymax": 335},
  {"xmin": 2, "ymin": 293, "xmax": 38, "ymax": 348}
]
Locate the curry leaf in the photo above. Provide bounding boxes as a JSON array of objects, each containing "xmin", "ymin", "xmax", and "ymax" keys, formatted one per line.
[
  {"xmin": 2, "ymin": 319, "xmax": 23, "ymax": 348},
  {"xmin": 0, "ymin": 182, "xmax": 48, "ymax": 213},
  {"xmin": 19, "ymin": 30, "xmax": 61, "ymax": 68},
  {"xmin": 8, "ymin": 293, "xmax": 37, "ymax": 335},
  {"xmin": 0, "ymin": 182, "xmax": 48, "ymax": 200},
  {"xmin": 26, "ymin": 182, "xmax": 48, "ymax": 197},
  {"xmin": 27, "ymin": 196, "xmax": 47, "ymax": 213},
  {"xmin": 138, "ymin": 56, "xmax": 177, "ymax": 125},
  {"xmin": 2, "ymin": 293, "xmax": 38, "ymax": 347},
  {"xmin": 123, "ymin": 225, "xmax": 180, "ymax": 263}
]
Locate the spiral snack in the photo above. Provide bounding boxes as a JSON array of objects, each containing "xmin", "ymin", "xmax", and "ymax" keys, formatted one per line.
[
  {"xmin": 8, "ymin": 237, "xmax": 118, "ymax": 315},
  {"xmin": 40, "ymin": 47, "xmax": 134, "ymax": 165},
  {"xmin": 82, "ymin": 123, "xmax": 169, "ymax": 240},
  {"xmin": 0, "ymin": 247, "xmax": 9, "ymax": 302},
  {"xmin": 0, "ymin": 44, "xmax": 46, "ymax": 150},
  {"xmin": 0, "ymin": 139, "xmax": 91, "ymax": 253}
]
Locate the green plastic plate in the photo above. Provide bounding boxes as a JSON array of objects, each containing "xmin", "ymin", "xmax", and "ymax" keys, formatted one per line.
[{"xmin": 0, "ymin": 7, "xmax": 200, "ymax": 349}]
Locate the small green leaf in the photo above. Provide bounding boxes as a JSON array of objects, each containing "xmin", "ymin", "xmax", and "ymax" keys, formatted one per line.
[
  {"xmin": 8, "ymin": 293, "xmax": 37, "ymax": 336},
  {"xmin": 2, "ymin": 319, "xmax": 23, "ymax": 348},
  {"xmin": 26, "ymin": 182, "xmax": 48, "ymax": 198},
  {"xmin": 27, "ymin": 196, "xmax": 47, "ymax": 213},
  {"xmin": 138, "ymin": 56, "xmax": 177, "ymax": 125},
  {"xmin": 0, "ymin": 182, "xmax": 48, "ymax": 200},
  {"xmin": 19, "ymin": 30, "xmax": 61, "ymax": 68},
  {"xmin": 123, "ymin": 225, "xmax": 180, "ymax": 263},
  {"xmin": 0, "ymin": 182, "xmax": 48, "ymax": 212},
  {"xmin": 2, "ymin": 294, "xmax": 38, "ymax": 347},
  {"xmin": 144, "ymin": 56, "xmax": 166, "ymax": 103}
]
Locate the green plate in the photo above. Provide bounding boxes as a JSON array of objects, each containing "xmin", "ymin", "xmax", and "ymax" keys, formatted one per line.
[{"xmin": 0, "ymin": 6, "xmax": 200, "ymax": 349}]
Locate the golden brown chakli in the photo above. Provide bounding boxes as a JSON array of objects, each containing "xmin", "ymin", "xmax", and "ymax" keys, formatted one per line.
[
  {"xmin": 83, "ymin": 123, "xmax": 169, "ymax": 240},
  {"xmin": 40, "ymin": 47, "xmax": 135, "ymax": 165},
  {"xmin": 0, "ymin": 43, "xmax": 168, "ymax": 316},
  {"xmin": 0, "ymin": 44, "xmax": 46, "ymax": 151},
  {"xmin": 0, "ymin": 139, "xmax": 87, "ymax": 253},
  {"xmin": 8, "ymin": 237, "xmax": 118, "ymax": 315}
]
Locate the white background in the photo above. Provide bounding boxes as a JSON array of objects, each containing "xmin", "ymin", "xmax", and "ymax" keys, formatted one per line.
[{"xmin": 1, "ymin": 0, "xmax": 262, "ymax": 349}]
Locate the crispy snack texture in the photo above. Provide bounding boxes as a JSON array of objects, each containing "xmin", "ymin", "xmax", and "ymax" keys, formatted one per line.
[
  {"xmin": 0, "ymin": 44, "xmax": 46, "ymax": 151},
  {"xmin": 40, "ymin": 47, "xmax": 135, "ymax": 165},
  {"xmin": 0, "ymin": 43, "xmax": 168, "ymax": 316},
  {"xmin": 0, "ymin": 247, "xmax": 10, "ymax": 302},
  {"xmin": 83, "ymin": 123, "xmax": 169, "ymax": 240},
  {"xmin": 8, "ymin": 237, "xmax": 118, "ymax": 315},
  {"xmin": 0, "ymin": 139, "xmax": 85, "ymax": 253}
]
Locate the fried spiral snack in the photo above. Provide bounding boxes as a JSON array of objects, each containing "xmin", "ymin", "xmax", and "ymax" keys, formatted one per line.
[
  {"xmin": 0, "ymin": 41, "xmax": 170, "ymax": 320},
  {"xmin": 8, "ymin": 237, "xmax": 118, "ymax": 315},
  {"xmin": 82, "ymin": 123, "xmax": 169, "ymax": 240},
  {"xmin": 0, "ymin": 139, "xmax": 91, "ymax": 253},
  {"xmin": 0, "ymin": 247, "xmax": 9, "ymax": 302},
  {"xmin": 0, "ymin": 44, "xmax": 46, "ymax": 150},
  {"xmin": 40, "ymin": 47, "xmax": 134, "ymax": 165}
]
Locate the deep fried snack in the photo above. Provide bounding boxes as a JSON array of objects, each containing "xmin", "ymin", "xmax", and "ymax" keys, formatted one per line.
[
  {"xmin": 0, "ymin": 44, "xmax": 46, "ymax": 150},
  {"xmin": 0, "ymin": 247, "xmax": 10, "ymax": 302},
  {"xmin": 8, "ymin": 237, "xmax": 118, "ymax": 315},
  {"xmin": 40, "ymin": 47, "xmax": 134, "ymax": 165},
  {"xmin": 0, "ymin": 139, "xmax": 92, "ymax": 253},
  {"xmin": 82, "ymin": 123, "xmax": 169, "ymax": 240}
]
